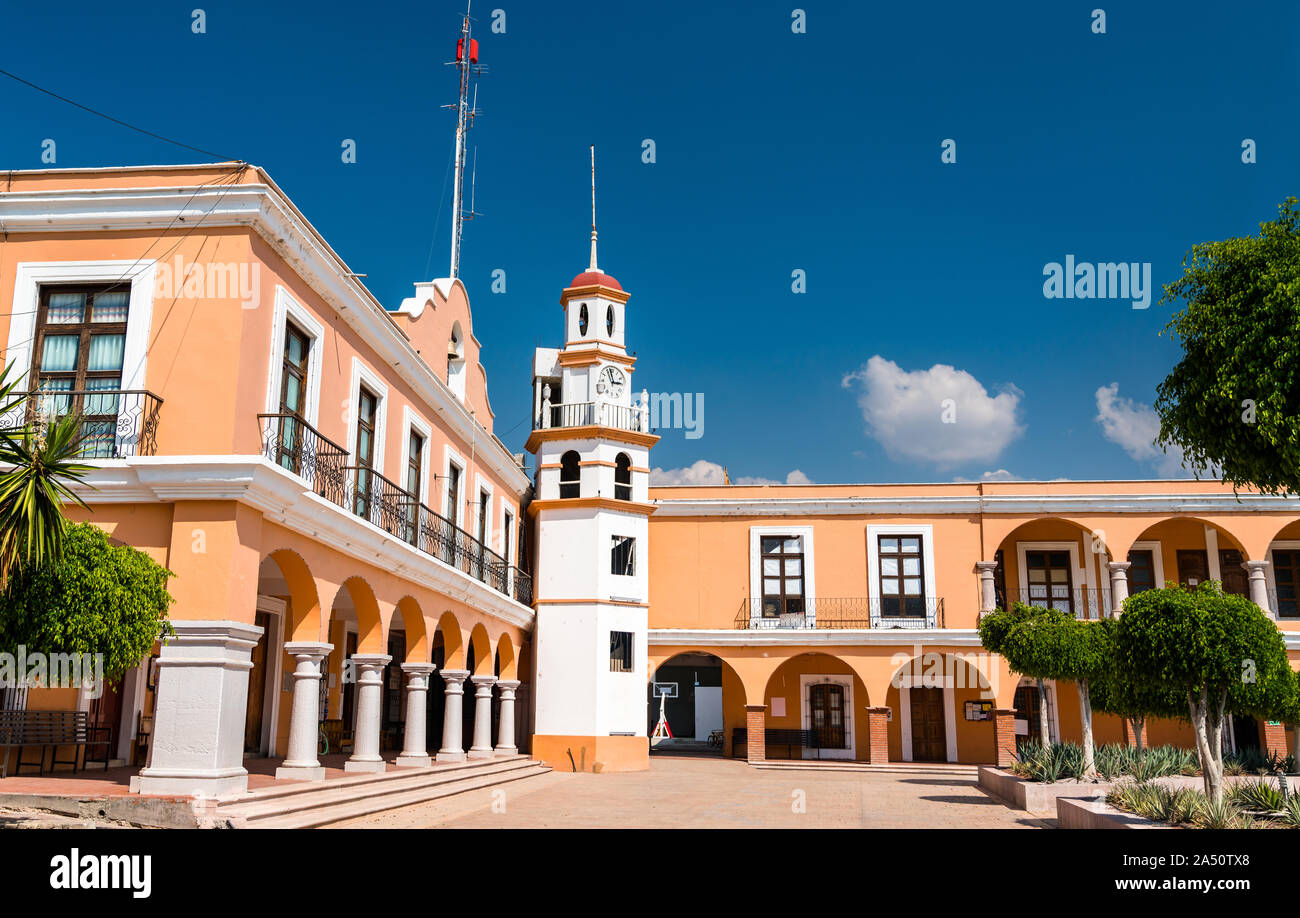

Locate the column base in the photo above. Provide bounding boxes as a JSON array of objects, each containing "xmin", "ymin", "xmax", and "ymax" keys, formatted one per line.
[
  {"xmin": 437, "ymin": 750, "xmax": 467, "ymax": 763},
  {"xmin": 395, "ymin": 754, "xmax": 432, "ymax": 768},
  {"xmin": 344, "ymin": 758, "xmax": 388, "ymax": 774},
  {"xmin": 531, "ymin": 734, "xmax": 648, "ymax": 773},
  {"xmin": 494, "ymin": 744, "xmax": 518, "ymax": 756},
  {"xmin": 467, "ymin": 747, "xmax": 495, "ymax": 760},
  {"xmin": 133, "ymin": 766, "xmax": 249, "ymax": 798},
  {"xmin": 274, "ymin": 763, "xmax": 327, "ymax": 782}
]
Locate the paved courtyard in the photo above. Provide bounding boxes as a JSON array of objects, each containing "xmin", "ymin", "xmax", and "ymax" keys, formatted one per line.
[{"xmin": 342, "ymin": 754, "xmax": 1052, "ymax": 829}]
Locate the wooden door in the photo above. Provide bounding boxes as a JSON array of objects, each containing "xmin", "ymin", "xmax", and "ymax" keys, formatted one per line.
[
  {"xmin": 809, "ymin": 683, "xmax": 845, "ymax": 750},
  {"xmin": 910, "ymin": 687, "xmax": 946, "ymax": 762},
  {"xmin": 244, "ymin": 611, "xmax": 270, "ymax": 754},
  {"xmin": 1177, "ymin": 550, "xmax": 1209, "ymax": 588},
  {"xmin": 1218, "ymin": 550, "xmax": 1249, "ymax": 596}
]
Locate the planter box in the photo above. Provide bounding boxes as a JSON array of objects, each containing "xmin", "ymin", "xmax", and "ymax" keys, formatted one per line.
[
  {"xmin": 978, "ymin": 767, "xmax": 1111, "ymax": 814},
  {"xmin": 1058, "ymin": 796, "xmax": 1170, "ymax": 829}
]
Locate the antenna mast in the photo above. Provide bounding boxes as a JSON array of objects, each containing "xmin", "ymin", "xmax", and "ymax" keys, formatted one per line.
[
  {"xmin": 446, "ymin": 3, "xmax": 485, "ymax": 279},
  {"xmin": 589, "ymin": 144, "xmax": 599, "ymax": 271}
]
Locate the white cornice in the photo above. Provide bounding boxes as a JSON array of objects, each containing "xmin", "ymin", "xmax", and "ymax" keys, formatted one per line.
[
  {"xmin": 647, "ymin": 628, "xmax": 984, "ymax": 647},
  {"xmin": 651, "ymin": 492, "xmax": 1300, "ymax": 517},
  {"xmin": 71, "ymin": 456, "xmax": 534, "ymax": 631},
  {"xmin": 0, "ymin": 180, "xmax": 529, "ymax": 496}
]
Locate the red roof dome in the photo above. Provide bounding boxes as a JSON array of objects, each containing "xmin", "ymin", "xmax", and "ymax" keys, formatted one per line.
[{"xmin": 568, "ymin": 270, "xmax": 622, "ymax": 291}]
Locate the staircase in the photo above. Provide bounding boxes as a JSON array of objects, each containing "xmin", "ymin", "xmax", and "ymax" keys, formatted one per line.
[{"xmin": 211, "ymin": 755, "xmax": 552, "ymax": 828}]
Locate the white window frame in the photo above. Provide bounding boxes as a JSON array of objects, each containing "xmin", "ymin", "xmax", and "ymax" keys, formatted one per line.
[
  {"xmin": 1265, "ymin": 541, "xmax": 1300, "ymax": 613},
  {"xmin": 799, "ymin": 674, "xmax": 854, "ymax": 760},
  {"xmin": 9, "ymin": 260, "xmax": 157, "ymax": 391},
  {"xmin": 748, "ymin": 526, "xmax": 816, "ymax": 626},
  {"xmin": 499, "ymin": 501, "xmax": 516, "ymax": 562},
  {"xmin": 347, "ymin": 357, "xmax": 388, "ymax": 474},
  {"xmin": 1126, "ymin": 539, "xmax": 1165, "ymax": 593},
  {"xmin": 473, "ymin": 474, "xmax": 495, "ymax": 548},
  {"xmin": 442, "ymin": 444, "xmax": 467, "ymax": 528},
  {"xmin": 1016, "ymin": 540, "xmax": 1096, "ymax": 616},
  {"xmin": 866, "ymin": 524, "xmax": 938, "ymax": 623},
  {"xmin": 398, "ymin": 406, "xmax": 433, "ymax": 505},
  {"xmin": 264, "ymin": 286, "xmax": 324, "ymax": 426}
]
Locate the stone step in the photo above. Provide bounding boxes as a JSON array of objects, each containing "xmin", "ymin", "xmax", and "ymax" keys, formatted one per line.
[
  {"xmin": 218, "ymin": 757, "xmax": 543, "ymax": 825},
  {"xmin": 223, "ymin": 761, "xmax": 552, "ymax": 829}
]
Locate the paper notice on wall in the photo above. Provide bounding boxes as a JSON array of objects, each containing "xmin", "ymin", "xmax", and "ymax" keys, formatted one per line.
[{"xmin": 771, "ymin": 697, "xmax": 786, "ymax": 718}]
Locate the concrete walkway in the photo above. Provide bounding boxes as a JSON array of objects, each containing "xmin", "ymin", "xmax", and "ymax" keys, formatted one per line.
[{"xmin": 345, "ymin": 754, "xmax": 1053, "ymax": 829}]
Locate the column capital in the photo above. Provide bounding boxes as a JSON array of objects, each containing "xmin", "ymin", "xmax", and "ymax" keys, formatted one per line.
[
  {"xmin": 400, "ymin": 662, "xmax": 438, "ymax": 676},
  {"xmin": 284, "ymin": 641, "xmax": 333, "ymax": 660},
  {"xmin": 866, "ymin": 706, "xmax": 892, "ymax": 715},
  {"xmin": 1106, "ymin": 561, "xmax": 1132, "ymax": 573},
  {"xmin": 440, "ymin": 668, "xmax": 471, "ymax": 685},
  {"xmin": 470, "ymin": 674, "xmax": 499, "ymax": 688},
  {"xmin": 744, "ymin": 703, "xmax": 766, "ymax": 713},
  {"xmin": 495, "ymin": 679, "xmax": 522, "ymax": 691},
  {"xmin": 1245, "ymin": 559, "xmax": 1271, "ymax": 572},
  {"xmin": 975, "ymin": 561, "xmax": 999, "ymax": 573},
  {"xmin": 351, "ymin": 653, "xmax": 392, "ymax": 668}
]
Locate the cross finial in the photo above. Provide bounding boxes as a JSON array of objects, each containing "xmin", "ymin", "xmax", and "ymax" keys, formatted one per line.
[{"xmin": 588, "ymin": 144, "xmax": 599, "ymax": 272}]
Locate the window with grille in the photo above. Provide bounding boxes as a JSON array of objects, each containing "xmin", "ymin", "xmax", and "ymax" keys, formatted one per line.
[
  {"xmin": 1025, "ymin": 550, "xmax": 1074, "ymax": 614},
  {"xmin": 878, "ymin": 535, "xmax": 926, "ymax": 617},
  {"xmin": 760, "ymin": 536, "xmax": 804, "ymax": 618}
]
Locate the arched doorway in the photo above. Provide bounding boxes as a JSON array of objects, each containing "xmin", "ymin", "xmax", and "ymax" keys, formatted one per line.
[{"xmin": 648, "ymin": 653, "xmax": 746, "ymax": 756}]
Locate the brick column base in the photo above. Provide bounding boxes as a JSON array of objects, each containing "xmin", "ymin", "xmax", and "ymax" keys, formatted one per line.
[
  {"xmin": 993, "ymin": 708, "xmax": 1017, "ymax": 768},
  {"xmin": 1263, "ymin": 721, "xmax": 1289, "ymax": 760},
  {"xmin": 866, "ymin": 707, "xmax": 891, "ymax": 764},
  {"xmin": 745, "ymin": 704, "xmax": 766, "ymax": 763},
  {"xmin": 1122, "ymin": 717, "xmax": 1145, "ymax": 749}
]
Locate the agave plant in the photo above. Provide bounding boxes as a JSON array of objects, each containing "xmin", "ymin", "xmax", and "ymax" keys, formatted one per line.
[
  {"xmin": 1194, "ymin": 795, "xmax": 1245, "ymax": 829},
  {"xmin": 1228, "ymin": 778, "xmax": 1287, "ymax": 814},
  {"xmin": 1282, "ymin": 793, "xmax": 1300, "ymax": 829}
]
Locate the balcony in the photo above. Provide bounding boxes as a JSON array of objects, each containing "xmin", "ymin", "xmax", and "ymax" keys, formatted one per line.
[
  {"xmin": 1, "ymin": 389, "xmax": 163, "ymax": 459},
  {"xmin": 1000, "ymin": 588, "xmax": 1112, "ymax": 620},
  {"xmin": 535, "ymin": 400, "xmax": 650, "ymax": 433},
  {"xmin": 733, "ymin": 597, "xmax": 945, "ymax": 630},
  {"xmin": 258, "ymin": 414, "xmax": 533, "ymax": 606}
]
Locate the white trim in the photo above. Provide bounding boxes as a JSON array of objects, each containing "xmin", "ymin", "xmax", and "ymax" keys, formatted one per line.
[
  {"xmin": 1205, "ymin": 526, "xmax": 1222, "ymax": 584},
  {"xmin": 9, "ymin": 260, "xmax": 157, "ymax": 391},
  {"xmin": 799, "ymin": 673, "xmax": 854, "ymax": 760},
  {"xmin": 652, "ymin": 492, "xmax": 1300, "ymax": 516},
  {"xmin": 499, "ymin": 499, "xmax": 516, "ymax": 560},
  {"xmin": 866, "ymin": 524, "xmax": 938, "ymax": 622},
  {"xmin": 748, "ymin": 526, "xmax": 816, "ymax": 625},
  {"xmin": 264, "ymin": 286, "xmax": 324, "ymax": 426},
  {"xmin": 398, "ymin": 406, "xmax": 434, "ymax": 504},
  {"xmin": 647, "ymin": 628, "xmax": 984, "ymax": 646},
  {"xmin": 347, "ymin": 357, "xmax": 388, "ymax": 474},
  {"xmin": 1129, "ymin": 540, "xmax": 1166, "ymax": 591},
  {"xmin": 473, "ymin": 474, "xmax": 495, "ymax": 548},
  {"xmin": 255, "ymin": 594, "xmax": 287, "ymax": 757},
  {"xmin": 1265, "ymin": 541, "xmax": 1300, "ymax": 608},
  {"xmin": 442, "ymin": 444, "xmax": 467, "ymax": 527}
]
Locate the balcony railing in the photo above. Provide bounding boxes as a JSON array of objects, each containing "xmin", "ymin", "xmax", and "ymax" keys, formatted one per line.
[
  {"xmin": 258, "ymin": 414, "xmax": 532, "ymax": 605},
  {"xmin": 536, "ymin": 400, "xmax": 650, "ymax": 433},
  {"xmin": 1, "ymin": 389, "xmax": 163, "ymax": 458},
  {"xmin": 734, "ymin": 597, "xmax": 945, "ymax": 630},
  {"xmin": 1000, "ymin": 588, "xmax": 1112, "ymax": 620}
]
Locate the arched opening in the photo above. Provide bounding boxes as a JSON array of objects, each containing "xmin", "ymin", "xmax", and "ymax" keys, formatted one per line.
[
  {"xmin": 614, "ymin": 452, "xmax": 631, "ymax": 501},
  {"xmin": 649, "ymin": 652, "xmax": 747, "ymax": 758},
  {"xmin": 606, "ymin": 304, "xmax": 615, "ymax": 337},
  {"xmin": 327, "ymin": 577, "xmax": 385, "ymax": 749},
  {"xmin": 577, "ymin": 303, "xmax": 588, "ymax": 337},
  {"xmin": 559, "ymin": 450, "xmax": 580, "ymax": 499},
  {"xmin": 447, "ymin": 321, "xmax": 466, "ymax": 400},
  {"xmin": 1125, "ymin": 517, "xmax": 1250, "ymax": 597},
  {"xmin": 463, "ymin": 624, "xmax": 492, "ymax": 747},
  {"xmin": 381, "ymin": 597, "xmax": 429, "ymax": 753},
  {"xmin": 884, "ymin": 652, "xmax": 996, "ymax": 764},
  {"xmin": 993, "ymin": 518, "xmax": 1111, "ymax": 619},
  {"xmin": 428, "ymin": 612, "xmax": 464, "ymax": 755},
  {"xmin": 763, "ymin": 653, "xmax": 868, "ymax": 761}
]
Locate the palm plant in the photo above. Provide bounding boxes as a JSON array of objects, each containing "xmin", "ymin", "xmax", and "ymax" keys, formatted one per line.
[{"xmin": 0, "ymin": 365, "xmax": 92, "ymax": 583}]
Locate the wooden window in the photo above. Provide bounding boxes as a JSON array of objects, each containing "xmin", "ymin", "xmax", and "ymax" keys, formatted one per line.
[
  {"xmin": 877, "ymin": 535, "xmax": 925, "ymax": 618},
  {"xmin": 403, "ymin": 430, "xmax": 424, "ymax": 544},
  {"xmin": 445, "ymin": 462, "xmax": 462, "ymax": 526},
  {"xmin": 609, "ymin": 631, "xmax": 634, "ymax": 673},
  {"xmin": 33, "ymin": 284, "xmax": 130, "ymax": 458},
  {"xmin": 1025, "ymin": 550, "xmax": 1073, "ymax": 614},
  {"xmin": 611, "ymin": 535, "xmax": 635, "ymax": 576},
  {"xmin": 614, "ymin": 452, "xmax": 632, "ymax": 501},
  {"xmin": 1127, "ymin": 549, "xmax": 1156, "ymax": 595},
  {"xmin": 273, "ymin": 322, "xmax": 311, "ymax": 471},
  {"xmin": 503, "ymin": 509, "xmax": 514, "ymax": 569},
  {"xmin": 760, "ymin": 536, "xmax": 804, "ymax": 618},
  {"xmin": 559, "ymin": 450, "xmax": 580, "ymax": 499},
  {"xmin": 1218, "ymin": 549, "xmax": 1249, "ymax": 597},
  {"xmin": 1273, "ymin": 550, "xmax": 1300, "ymax": 618},
  {"xmin": 353, "ymin": 387, "xmax": 378, "ymax": 517}
]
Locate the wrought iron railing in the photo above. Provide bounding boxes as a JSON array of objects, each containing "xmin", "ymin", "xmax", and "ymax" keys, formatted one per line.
[
  {"xmin": 1000, "ymin": 588, "xmax": 1113, "ymax": 620},
  {"xmin": 259, "ymin": 414, "xmax": 531, "ymax": 605},
  {"xmin": 733, "ymin": 597, "xmax": 945, "ymax": 630},
  {"xmin": 537, "ymin": 400, "xmax": 650, "ymax": 433},
  {"xmin": 1, "ymin": 389, "xmax": 163, "ymax": 458}
]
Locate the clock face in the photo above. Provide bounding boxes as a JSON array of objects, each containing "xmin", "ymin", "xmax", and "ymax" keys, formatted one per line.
[{"xmin": 597, "ymin": 366, "xmax": 625, "ymax": 399}]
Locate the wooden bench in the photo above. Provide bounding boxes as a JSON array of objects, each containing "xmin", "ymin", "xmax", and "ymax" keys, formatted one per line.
[
  {"xmin": 730, "ymin": 727, "xmax": 823, "ymax": 760},
  {"xmin": 0, "ymin": 710, "xmax": 113, "ymax": 778}
]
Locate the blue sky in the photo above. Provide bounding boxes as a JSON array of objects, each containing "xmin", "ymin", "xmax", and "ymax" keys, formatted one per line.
[{"xmin": 3, "ymin": 1, "xmax": 1298, "ymax": 484}]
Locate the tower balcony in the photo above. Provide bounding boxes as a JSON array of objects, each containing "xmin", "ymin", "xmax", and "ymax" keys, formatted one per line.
[{"xmin": 535, "ymin": 400, "xmax": 651, "ymax": 433}]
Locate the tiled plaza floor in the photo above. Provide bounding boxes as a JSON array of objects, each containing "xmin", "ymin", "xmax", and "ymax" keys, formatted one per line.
[{"xmin": 348, "ymin": 754, "xmax": 1053, "ymax": 829}]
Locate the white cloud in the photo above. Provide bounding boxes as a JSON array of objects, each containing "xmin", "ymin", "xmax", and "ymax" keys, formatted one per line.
[
  {"xmin": 1094, "ymin": 383, "xmax": 1188, "ymax": 477},
  {"xmin": 953, "ymin": 469, "xmax": 1021, "ymax": 482},
  {"xmin": 841, "ymin": 356, "xmax": 1024, "ymax": 468},
  {"xmin": 650, "ymin": 459, "xmax": 812, "ymax": 486}
]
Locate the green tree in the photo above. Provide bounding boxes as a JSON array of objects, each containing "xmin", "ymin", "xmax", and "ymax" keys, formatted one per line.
[
  {"xmin": 0, "ymin": 522, "xmax": 174, "ymax": 684},
  {"xmin": 978, "ymin": 604, "xmax": 1053, "ymax": 747},
  {"xmin": 1154, "ymin": 198, "xmax": 1300, "ymax": 493},
  {"xmin": 0, "ymin": 365, "xmax": 93, "ymax": 581},
  {"xmin": 1089, "ymin": 617, "xmax": 1186, "ymax": 752},
  {"xmin": 1115, "ymin": 583, "xmax": 1295, "ymax": 801}
]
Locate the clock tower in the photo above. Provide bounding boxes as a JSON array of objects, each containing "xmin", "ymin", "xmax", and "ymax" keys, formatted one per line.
[{"xmin": 526, "ymin": 151, "xmax": 657, "ymax": 772}]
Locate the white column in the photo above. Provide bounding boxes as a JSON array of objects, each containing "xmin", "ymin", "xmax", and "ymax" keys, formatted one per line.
[
  {"xmin": 345, "ymin": 653, "xmax": 392, "ymax": 773},
  {"xmin": 495, "ymin": 679, "xmax": 521, "ymax": 755},
  {"xmin": 132, "ymin": 620, "xmax": 264, "ymax": 798},
  {"xmin": 1108, "ymin": 561, "xmax": 1131, "ymax": 614},
  {"xmin": 437, "ymin": 669, "xmax": 470, "ymax": 762},
  {"xmin": 1245, "ymin": 560, "xmax": 1273, "ymax": 618},
  {"xmin": 395, "ymin": 662, "xmax": 437, "ymax": 768},
  {"xmin": 274, "ymin": 641, "xmax": 333, "ymax": 781},
  {"xmin": 975, "ymin": 561, "xmax": 998, "ymax": 614},
  {"xmin": 468, "ymin": 674, "xmax": 498, "ymax": 759}
]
